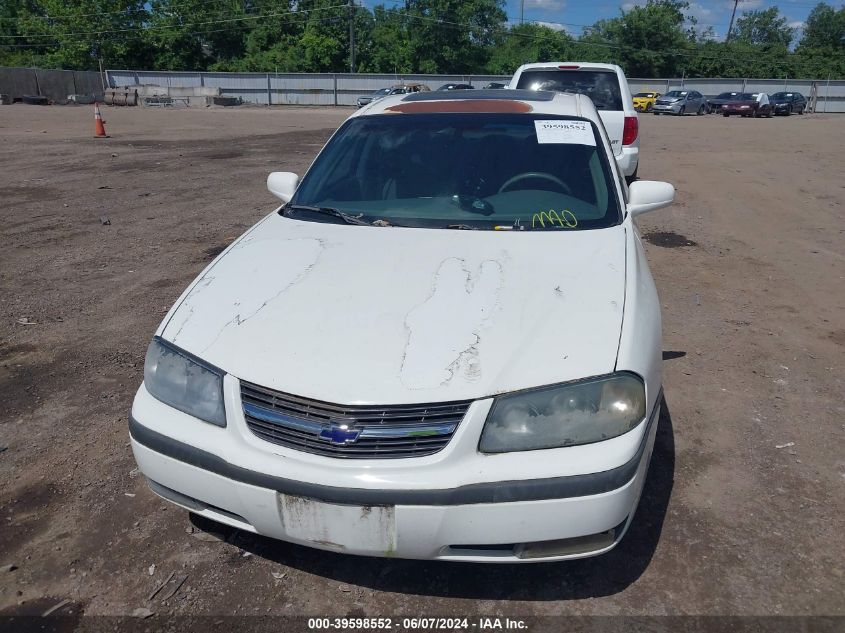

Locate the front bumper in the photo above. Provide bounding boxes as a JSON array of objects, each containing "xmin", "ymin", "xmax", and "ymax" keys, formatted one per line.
[
  {"xmin": 723, "ymin": 107, "xmax": 754, "ymax": 115},
  {"xmin": 129, "ymin": 380, "xmax": 660, "ymax": 562},
  {"xmin": 652, "ymin": 103, "xmax": 681, "ymax": 114}
]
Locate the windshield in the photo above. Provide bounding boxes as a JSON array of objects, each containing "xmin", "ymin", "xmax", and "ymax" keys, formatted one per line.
[
  {"xmin": 738, "ymin": 93, "xmax": 756, "ymax": 100},
  {"xmin": 290, "ymin": 113, "xmax": 621, "ymax": 231},
  {"xmin": 515, "ymin": 70, "xmax": 623, "ymax": 110},
  {"xmin": 664, "ymin": 91, "xmax": 687, "ymax": 98},
  {"xmin": 373, "ymin": 88, "xmax": 391, "ymax": 96},
  {"xmin": 634, "ymin": 92, "xmax": 654, "ymax": 97},
  {"xmin": 771, "ymin": 92, "xmax": 792, "ymax": 99},
  {"xmin": 716, "ymin": 92, "xmax": 737, "ymax": 99}
]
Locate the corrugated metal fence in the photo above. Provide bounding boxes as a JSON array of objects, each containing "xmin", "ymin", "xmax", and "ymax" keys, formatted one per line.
[
  {"xmin": 104, "ymin": 70, "xmax": 511, "ymax": 106},
  {"xmin": 1, "ymin": 67, "xmax": 843, "ymax": 112},
  {"xmin": 0, "ymin": 67, "xmax": 104, "ymax": 101},
  {"xmin": 106, "ymin": 70, "xmax": 845, "ymax": 112}
]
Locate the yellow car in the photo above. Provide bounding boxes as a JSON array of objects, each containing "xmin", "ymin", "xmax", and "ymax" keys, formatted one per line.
[{"xmin": 632, "ymin": 92, "xmax": 661, "ymax": 112}]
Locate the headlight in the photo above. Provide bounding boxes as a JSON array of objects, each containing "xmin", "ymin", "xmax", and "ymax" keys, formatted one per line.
[
  {"xmin": 144, "ymin": 337, "xmax": 226, "ymax": 426},
  {"xmin": 479, "ymin": 373, "xmax": 646, "ymax": 453}
]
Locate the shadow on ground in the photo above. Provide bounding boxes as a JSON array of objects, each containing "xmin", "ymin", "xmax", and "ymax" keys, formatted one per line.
[{"xmin": 193, "ymin": 399, "xmax": 676, "ymax": 601}]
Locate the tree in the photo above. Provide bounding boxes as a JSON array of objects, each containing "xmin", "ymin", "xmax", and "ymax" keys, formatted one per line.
[
  {"xmin": 3, "ymin": 0, "xmax": 150, "ymax": 70},
  {"xmin": 403, "ymin": 0, "xmax": 506, "ymax": 74},
  {"xmin": 486, "ymin": 23, "xmax": 574, "ymax": 75},
  {"xmin": 1, "ymin": 0, "xmax": 843, "ymax": 79},
  {"xmin": 145, "ymin": 0, "xmax": 256, "ymax": 71},
  {"xmin": 731, "ymin": 7, "xmax": 794, "ymax": 48},
  {"xmin": 798, "ymin": 3, "xmax": 845, "ymax": 51},
  {"xmin": 581, "ymin": 1, "xmax": 694, "ymax": 77},
  {"xmin": 357, "ymin": 5, "xmax": 412, "ymax": 74}
]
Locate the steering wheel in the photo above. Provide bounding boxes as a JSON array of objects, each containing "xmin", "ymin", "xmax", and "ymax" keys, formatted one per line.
[{"xmin": 498, "ymin": 172, "xmax": 572, "ymax": 195}]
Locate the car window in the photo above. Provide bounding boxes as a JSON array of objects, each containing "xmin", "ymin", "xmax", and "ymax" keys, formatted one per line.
[
  {"xmin": 291, "ymin": 113, "xmax": 622, "ymax": 231},
  {"xmin": 515, "ymin": 70, "xmax": 623, "ymax": 111}
]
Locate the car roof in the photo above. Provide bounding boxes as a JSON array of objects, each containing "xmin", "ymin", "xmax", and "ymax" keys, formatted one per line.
[
  {"xmin": 353, "ymin": 89, "xmax": 602, "ymax": 122},
  {"xmin": 514, "ymin": 61, "xmax": 623, "ymax": 72}
]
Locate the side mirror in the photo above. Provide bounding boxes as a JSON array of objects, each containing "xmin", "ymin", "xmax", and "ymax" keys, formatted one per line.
[
  {"xmin": 267, "ymin": 172, "xmax": 299, "ymax": 203},
  {"xmin": 627, "ymin": 180, "xmax": 675, "ymax": 217}
]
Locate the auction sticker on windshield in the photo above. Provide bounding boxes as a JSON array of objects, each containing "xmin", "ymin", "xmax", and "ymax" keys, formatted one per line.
[{"xmin": 534, "ymin": 120, "xmax": 596, "ymax": 146}]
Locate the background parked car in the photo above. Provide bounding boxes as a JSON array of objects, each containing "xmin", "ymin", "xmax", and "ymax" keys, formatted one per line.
[
  {"xmin": 652, "ymin": 90, "xmax": 708, "ymax": 115},
  {"xmin": 356, "ymin": 87, "xmax": 392, "ymax": 108},
  {"xmin": 393, "ymin": 82, "xmax": 430, "ymax": 94},
  {"xmin": 356, "ymin": 83, "xmax": 431, "ymax": 108},
  {"xmin": 437, "ymin": 83, "xmax": 474, "ymax": 90},
  {"xmin": 722, "ymin": 93, "xmax": 772, "ymax": 118},
  {"xmin": 508, "ymin": 62, "xmax": 640, "ymax": 182},
  {"xmin": 632, "ymin": 91, "xmax": 661, "ymax": 112},
  {"xmin": 707, "ymin": 92, "xmax": 740, "ymax": 113},
  {"xmin": 484, "ymin": 82, "xmax": 507, "ymax": 89},
  {"xmin": 770, "ymin": 91, "xmax": 806, "ymax": 116}
]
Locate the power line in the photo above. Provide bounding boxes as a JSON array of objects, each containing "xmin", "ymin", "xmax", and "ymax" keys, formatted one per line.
[
  {"xmin": 0, "ymin": 4, "xmax": 350, "ymax": 39},
  {"xmin": 3, "ymin": 1, "xmax": 842, "ymax": 65},
  {"xmin": 0, "ymin": 0, "xmax": 286, "ymax": 21},
  {"xmin": 0, "ymin": 11, "xmax": 347, "ymax": 49}
]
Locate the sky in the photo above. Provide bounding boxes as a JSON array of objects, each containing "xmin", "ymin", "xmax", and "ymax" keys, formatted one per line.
[
  {"xmin": 361, "ymin": 1, "xmax": 845, "ymax": 42},
  {"xmin": 505, "ymin": 0, "xmax": 845, "ymax": 41}
]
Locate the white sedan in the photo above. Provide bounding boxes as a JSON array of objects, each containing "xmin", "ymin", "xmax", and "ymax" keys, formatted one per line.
[{"xmin": 130, "ymin": 89, "xmax": 675, "ymax": 562}]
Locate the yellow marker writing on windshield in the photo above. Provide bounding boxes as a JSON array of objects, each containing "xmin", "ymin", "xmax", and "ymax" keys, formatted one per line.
[{"xmin": 532, "ymin": 209, "xmax": 578, "ymax": 229}]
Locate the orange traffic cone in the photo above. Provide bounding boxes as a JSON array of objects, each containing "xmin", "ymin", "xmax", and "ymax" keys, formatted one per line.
[{"xmin": 93, "ymin": 102, "xmax": 109, "ymax": 138}]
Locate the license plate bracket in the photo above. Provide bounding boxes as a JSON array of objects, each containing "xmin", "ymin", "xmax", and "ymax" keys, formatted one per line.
[{"xmin": 278, "ymin": 494, "xmax": 396, "ymax": 553}]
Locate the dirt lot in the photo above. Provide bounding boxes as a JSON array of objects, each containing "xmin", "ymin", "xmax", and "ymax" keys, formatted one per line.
[{"xmin": 0, "ymin": 104, "xmax": 843, "ymax": 622}]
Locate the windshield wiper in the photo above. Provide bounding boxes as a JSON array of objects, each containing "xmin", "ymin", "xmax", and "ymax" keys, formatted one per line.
[
  {"xmin": 283, "ymin": 204, "xmax": 371, "ymax": 226},
  {"xmin": 445, "ymin": 224, "xmax": 478, "ymax": 230}
]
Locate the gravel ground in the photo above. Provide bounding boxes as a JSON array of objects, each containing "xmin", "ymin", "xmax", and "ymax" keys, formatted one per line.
[{"xmin": 0, "ymin": 104, "xmax": 843, "ymax": 622}]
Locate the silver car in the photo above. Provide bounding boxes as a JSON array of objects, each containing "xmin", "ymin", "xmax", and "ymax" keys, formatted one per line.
[
  {"xmin": 356, "ymin": 87, "xmax": 392, "ymax": 108},
  {"xmin": 652, "ymin": 90, "xmax": 708, "ymax": 116}
]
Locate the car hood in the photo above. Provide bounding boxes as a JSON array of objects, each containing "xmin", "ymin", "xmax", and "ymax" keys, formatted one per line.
[{"xmin": 161, "ymin": 215, "xmax": 627, "ymax": 404}]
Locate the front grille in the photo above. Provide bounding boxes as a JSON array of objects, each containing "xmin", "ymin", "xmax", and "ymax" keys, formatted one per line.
[{"xmin": 240, "ymin": 381, "xmax": 472, "ymax": 459}]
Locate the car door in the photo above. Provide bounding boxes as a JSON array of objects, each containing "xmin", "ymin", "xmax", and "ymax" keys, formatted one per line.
[{"xmin": 692, "ymin": 91, "xmax": 703, "ymax": 111}]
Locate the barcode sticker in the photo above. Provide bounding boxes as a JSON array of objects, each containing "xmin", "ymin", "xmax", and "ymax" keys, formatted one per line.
[{"xmin": 534, "ymin": 120, "xmax": 596, "ymax": 146}]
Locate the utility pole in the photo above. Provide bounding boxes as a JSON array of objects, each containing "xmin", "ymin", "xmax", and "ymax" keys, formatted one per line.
[
  {"xmin": 520, "ymin": 0, "xmax": 525, "ymax": 24},
  {"xmin": 726, "ymin": 0, "xmax": 740, "ymax": 43},
  {"xmin": 348, "ymin": 0, "xmax": 356, "ymax": 74}
]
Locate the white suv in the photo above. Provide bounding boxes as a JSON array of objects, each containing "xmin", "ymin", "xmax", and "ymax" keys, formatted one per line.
[{"xmin": 509, "ymin": 62, "xmax": 640, "ymax": 182}]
